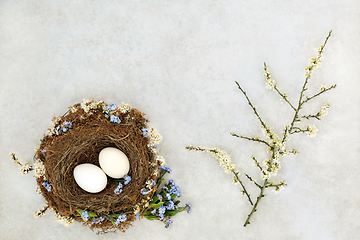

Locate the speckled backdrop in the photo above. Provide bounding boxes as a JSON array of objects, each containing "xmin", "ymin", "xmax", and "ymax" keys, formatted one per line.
[{"xmin": 1, "ymin": 1, "xmax": 359, "ymax": 239}]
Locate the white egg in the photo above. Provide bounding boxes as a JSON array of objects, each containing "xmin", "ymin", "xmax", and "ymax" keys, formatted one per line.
[
  {"xmin": 99, "ymin": 147, "xmax": 130, "ymax": 179},
  {"xmin": 73, "ymin": 163, "xmax": 108, "ymax": 193}
]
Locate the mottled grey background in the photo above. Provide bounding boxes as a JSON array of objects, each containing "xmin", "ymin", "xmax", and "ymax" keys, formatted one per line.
[{"xmin": 1, "ymin": 1, "xmax": 359, "ymax": 239}]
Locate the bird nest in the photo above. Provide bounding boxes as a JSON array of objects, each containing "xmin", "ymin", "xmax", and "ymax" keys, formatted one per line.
[{"xmin": 33, "ymin": 100, "xmax": 163, "ymax": 233}]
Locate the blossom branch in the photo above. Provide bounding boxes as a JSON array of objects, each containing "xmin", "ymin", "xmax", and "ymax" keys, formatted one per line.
[
  {"xmin": 283, "ymin": 31, "xmax": 333, "ymax": 143},
  {"xmin": 265, "ymin": 181, "xmax": 287, "ymax": 190},
  {"xmin": 230, "ymin": 133, "xmax": 270, "ymax": 147},
  {"xmin": 301, "ymin": 84, "xmax": 337, "ymax": 105},
  {"xmin": 185, "ymin": 145, "xmax": 253, "ymax": 205}
]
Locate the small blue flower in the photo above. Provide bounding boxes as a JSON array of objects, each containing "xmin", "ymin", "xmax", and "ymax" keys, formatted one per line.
[
  {"xmin": 150, "ymin": 179, "xmax": 156, "ymax": 186},
  {"xmin": 151, "ymin": 209, "xmax": 157, "ymax": 214},
  {"xmin": 62, "ymin": 127, "xmax": 67, "ymax": 132},
  {"xmin": 136, "ymin": 212, "xmax": 140, "ymax": 219},
  {"xmin": 165, "ymin": 200, "xmax": 175, "ymax": 210},
  {"xmin": 164, "ymin": 217, "xmax": 173, "ymax": 230},
  {"xmin": 41, "ymin": 149, "xmax": 46, "ymax": 153},
  {"xmin": 81, "ymin": 211, "xmax": 89, "ymax": 222},
  {"xmin": 110, "ymin": 103, "xmax": 117, "ymax": 111},
  {"xmin": 110, "ymin": 115, "xmax": 120, "ymax": 123},
  {"xmin": 140, "ymin": 188, "xmax": 150, "ymax": 195},
  {"xmin": 165, "ymin": 193, "xmax": 171, "ymax": 201},
  {"xmin": 170, "ymin": 185, "xmax": 181, "ymax": 197},
  {"xmin": 42, "ymin": 181, "xmax": 52, "ymax": 192},
  {"xmin": 114, "ymin": 214, "xmax": 127, "ymax": 225},
  {"xmin": 92, "ymin": 215, "xmax": 105, "ymax": 224},
  {"xmin": 105, "ymin": 113, "xmax": 109, "ymax": 118},
  {"xmin": 160, "ymin": 165, "xmax": 172, "ymax": 173},
  {"xmin": 114, "ymin": 188, "xmax": 122, "ymax": 195},
  {"xmin": 156, "ymin": 194, "xmax": 163, "ymax": 202},
  {"xmin": 185, "ymin": 203, "xmax": 192, "ymax": 214},
  {"xmin": 114, "ymin": 182, "xmax": 123, "ymax": 195},
  {"xmin": 124, "ymin": 175, "xmax": 131, "ymax": 185},
  {"xmin": 158, "ymin": 205, "xmax": 165, "ymax": 215},
  {"xmin": 107, "ymin": 103, "xmax": 117, "ymax": 111},
  {"xmin": 169, "ymin": 180, "xmax": 175, "ymax": 186},
  {"xmin": 141, "ymin": 128, "xmax": 149, "ymax": 137}
]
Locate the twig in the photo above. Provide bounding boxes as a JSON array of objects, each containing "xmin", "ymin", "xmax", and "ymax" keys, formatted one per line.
[
  {"xmin": 232, "ymin": 170, "xmax": 254, "ymax": 205},
  {"xmin": 230, "ymin": 133, "xmax": 270, "ymax": 147},
  {"xmin": 301, "ymin": 84, "xmax": 337, "ymax": 105},
  {"xmin": 273, "ymin": 85, "xmax": 296, "ymax": 111},
  {"xmin": 243, "ymin": 179, "xmax": 268, "ymax": 227},
  {"xmin": 244, "ymin": 173, "xmax": 261, "ymax": 189},
  {"xmin": 235, "ymin": 81, "xmax": 268, "ymax": 131}
]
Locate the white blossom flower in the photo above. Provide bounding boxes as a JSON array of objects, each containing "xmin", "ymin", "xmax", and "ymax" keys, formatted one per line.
[
  {"xmin": 209, "ymin": 148, "xmax": 236, "ymax": 174},
  {"xmin": 156, "ymin": 155, "xmax": 166, "ymax": 165},
  {"xmin": 70, "ymin": 106, "xmax": 77, "ymax": 113},
  {"xmin": 50, "ymin": 208, "xmax": 74, "ymax": 226},
  {"xmin": 320, "ymin": 85, "xmax": 327, "ymax": 91},
  {"xmin": 119, "ymin": 102, "xmax": 131, "ymax": 113},
  {"xmin": 81, "ymin": 99, "xmax": 91, "ymax": 113},
  {"xmin": 264, "ymin": 64, "xmax": 276, "ymax": 91},
  {"xmin": 319, "ymin": 103, "xmax": 330, "ymax": 118},
  {"xmin": 265, "ymin": 78, "xmax": 277, "ymax": 91},
  {"xmin": 33, "ymin": 159, "xmax": 46, "ymax": 178},
  {"xmin": 33, "ymin": 206, "xmax": 48, "ymax": 218},
  {"xmin": 148, "ymin": 128, "xmax": 163, "ymax": 146},
  {"xmin": 232, "ymin": 174, "xmax": 240, "ymax": 185},
  {"xmin": 20, "ymin": 162, "xmax": 32, "ymax": 174},
  {"xmin": 150, "ymin": 147, "xmax": 158, "ymax": 154},
  {"xmin": 307, "ymin": 125, "xmax": 318, "ymax": 138},
  {"xmin": 308, "ymin": 56, "xmax": 322, "ymax": 69},
  {"xmin": 133, "ymin": 205, "xmax": 140, "ymax": 215}
]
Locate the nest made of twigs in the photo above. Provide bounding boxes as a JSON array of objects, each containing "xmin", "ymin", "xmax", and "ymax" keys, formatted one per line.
[{"xmin": 34, "ymin": 101, "xmax": 160, "ymax": 233}]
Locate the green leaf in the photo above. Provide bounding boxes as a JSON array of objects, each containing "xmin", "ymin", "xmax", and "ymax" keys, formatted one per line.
[
  {"xmin": 164, "ymin": 210, "xmax": 181, "ymax": 217},
  {"xmin": 88, "ymin": 211, "xmax": 98, "ymax": 217},
  {"xmin": 151, "ymin": 202, "xmax": 164, "ymax": 209},
  {"xmin": 110, "ymin": 215, "xmax": 115, "ymax": 227},
  {"xmin": 149, "ymin": 196, "xmax": 159, "ymax": 205},
  {"xmin": 174, "ymin": 200, "xmax": 180, "ymax": 205},
  {"xmin": 171, "ymin": 194, "xmax": 177, "ymax": 200},
  {"xmin": 75, "ymin": 209, "xmax": 82, "ymax": 216},
  {"xmin": 111, "ymin": 213, "xmax": 120, "ymax": 218},
  {"xmin": 143, "ymin": 214, "xmax": 159, "ymax": 220},
  {"xmin": 143, "ymin": 209, "xmax": 152, "ymax": 215},
  {"xmin": 156, "ymin": 177, "xmax": 164, "ymax": 186}
]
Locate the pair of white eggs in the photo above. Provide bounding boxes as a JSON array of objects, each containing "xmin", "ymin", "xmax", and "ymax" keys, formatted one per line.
[{"xmin": 73, "ymin": 147, "xmax": 130, "ymax": 193}]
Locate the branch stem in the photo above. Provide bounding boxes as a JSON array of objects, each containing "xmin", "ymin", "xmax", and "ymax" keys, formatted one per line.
[
  {"xmin": 232, "ymin": 170, "xmax": 253, "ymax": 205},
  {"xmin": 230, "ymin": 133, "xmax": 270, "ymax": 147},
  {"xmin": 243, "ymin": 179, "xmax": 268, "ymax": 227}
]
